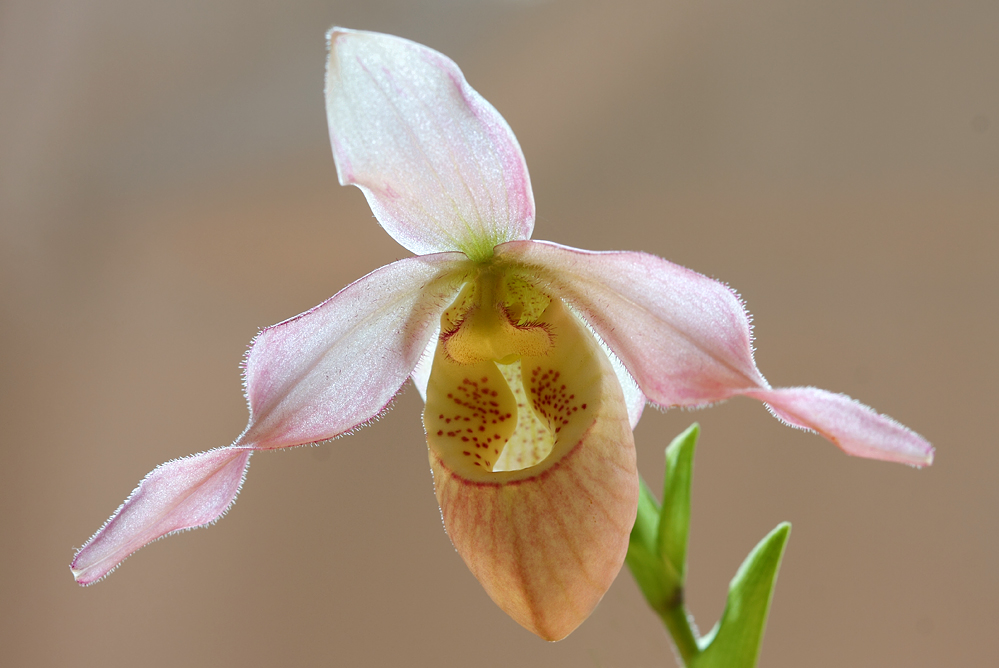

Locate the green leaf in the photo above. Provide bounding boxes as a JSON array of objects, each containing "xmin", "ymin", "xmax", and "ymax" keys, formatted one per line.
[
  {"xmin": 626, "ymin": 424, "xmax": 791, "ymax": 668},
  {"xmin": 658, "ymin": 423, "xmax": 699, "ymax": 583},
  {"xmin": 693, "ymin": 523, "xmax": 792, "ymax": 668},
  {"xmin": 632, "ymin": 476, "xmax": 662, "ymax": 554}
]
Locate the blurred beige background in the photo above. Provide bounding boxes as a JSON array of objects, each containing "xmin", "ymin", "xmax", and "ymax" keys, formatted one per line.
[{"xmin": 1, "ymin": 1, "xmax": 996, "ymax": 666}]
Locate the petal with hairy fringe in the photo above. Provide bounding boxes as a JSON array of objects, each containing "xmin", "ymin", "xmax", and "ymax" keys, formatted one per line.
[
  {"xmin": 240, "ymin": 253, "xmax": 468, "ymax": 449},
  {"xmin": 496, "ymin": 240, "xmax": 933, "ymax": 466},
  {"xmin": 744, "ymin": 387, "xmax": 933, "ymax": 466},
  {"xmin": 495, "ymin": 240, "xmax": 766, "ymax": 406},
  {"xmin": 71, "ymin": 447, "xmax": 252, "ymax": 585}
]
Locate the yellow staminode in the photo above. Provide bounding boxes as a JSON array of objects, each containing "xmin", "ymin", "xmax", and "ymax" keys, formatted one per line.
[{"xmin": 440, "ymin": 270, "xmax": 551, "ymax": 366}]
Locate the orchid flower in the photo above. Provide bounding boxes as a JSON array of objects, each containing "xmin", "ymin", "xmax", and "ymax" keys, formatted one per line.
[{"xmin": 71, "ymin": 28, "xmax": 933, "ymax": 641}]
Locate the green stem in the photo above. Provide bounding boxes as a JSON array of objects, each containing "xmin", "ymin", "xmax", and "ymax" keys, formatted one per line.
[{"xmin": 656, "ymin": 593, "xmax": 700, "ymax": 665}]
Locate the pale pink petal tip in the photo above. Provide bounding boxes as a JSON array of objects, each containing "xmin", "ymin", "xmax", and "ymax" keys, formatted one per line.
[
  {"xmin": 745, "ymin": 387, "xmax": 934, "ymax": 467},
  {"xmin": 71, "ymin": 447, "xmax": 252, "ymax": 585}
]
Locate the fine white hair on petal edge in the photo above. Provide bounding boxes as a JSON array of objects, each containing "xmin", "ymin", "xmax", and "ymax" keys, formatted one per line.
[
  {"xmin": 237, "ymin": 253, "xmax": 468, "ymax": 449},
  {"xmin": 71, "ymin": 447, "xmax": 253, "ymax": 585},
  {"xmin": 743, "ymin": 386, "xmax": 934, "ymax": 467},
  {"xmin": 410, "ymin": 328, "xmax": 439, "ymax": 403},
  {"xmin": 564, "ymin": 302, "xmax": 647, "ymax": 428}
]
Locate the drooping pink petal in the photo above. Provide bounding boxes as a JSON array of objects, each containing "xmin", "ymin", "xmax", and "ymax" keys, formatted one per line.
[
  {"xmin": 744, "ymin": 387, "xmax": 934, "ymax": 466},
  {"xmin": 71, "ymin": 447, "xmax": 252, "ymax": 585},
  {"xmin": 325, "ymin": 28, "xmax": 535, "ymax": 260},
  {"xmin": 426, "ymin": 299, "xmax": 638, "ymax": 640},
  {"xmin": 496, "ymin": 240, "xmax": 933, "ymax": 467},
  {"xmin": 240, "ymin": 253, "xmax": 467, "ymax": 449}
]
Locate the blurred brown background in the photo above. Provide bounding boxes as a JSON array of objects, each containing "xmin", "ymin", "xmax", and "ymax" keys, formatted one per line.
[{"xmin": 1, "ymin": 1, "xmax": 996, "ymax": 666}]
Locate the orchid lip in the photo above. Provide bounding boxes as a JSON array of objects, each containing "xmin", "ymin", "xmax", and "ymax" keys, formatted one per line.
[{"xmin": 427, "ymin": 294, "xmax": 638, "ymax": 640}]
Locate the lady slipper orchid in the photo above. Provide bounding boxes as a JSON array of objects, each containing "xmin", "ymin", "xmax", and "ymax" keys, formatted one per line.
[{"xmin": 71, "ymin": 28, "xmax": 933, "ymax": 641}]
